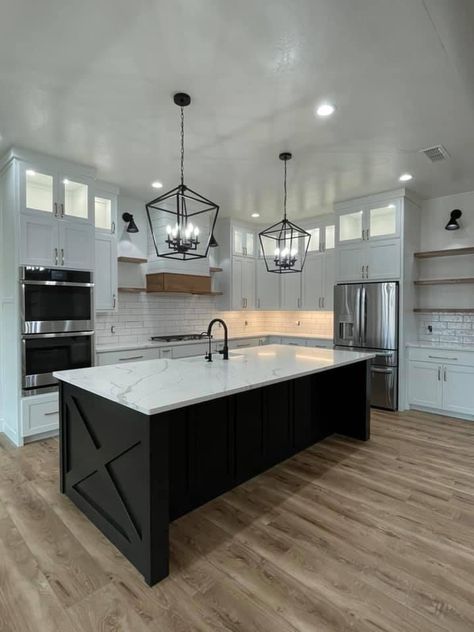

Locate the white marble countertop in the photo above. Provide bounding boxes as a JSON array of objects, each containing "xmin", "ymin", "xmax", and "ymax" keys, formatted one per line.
[
  {"xmin": 96, "ymin": 332, "xmax": 334, "ymax": 354},
  {"xmin": 55, "ymin": 344, "xmax": 373, "ymax": 416},
  {"xmin": 406, "ymin": 341, "xmax": 474, "ymax": 352}
]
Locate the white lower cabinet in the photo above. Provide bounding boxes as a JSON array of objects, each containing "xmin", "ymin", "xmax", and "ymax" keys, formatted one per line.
[
  {"xmin": 408, "ymin": 355, "xmax": 474, "ymax": 418},
  {"xmin": 97, "ymin": 347, "xmax": 160, "ymax": 365},
  {"xmin": 229, "ymin": 338, "xmax": 260, "ymax": 349},
  {"xmin": 21, "ymin": 392, "xmax": 59, "ymax": 438},
  {"xmin": 408, "ymin": 361, "xmax": 443, "ymax": 409},
  {"xmin": 442, "ymin": 364, "xmax": 474, "ymax": 416}
]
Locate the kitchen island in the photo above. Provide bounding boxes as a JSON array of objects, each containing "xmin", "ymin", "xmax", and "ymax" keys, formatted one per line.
[{"xmin": 54, "ymin": 344, "xmax": 374, "ymax": 586}]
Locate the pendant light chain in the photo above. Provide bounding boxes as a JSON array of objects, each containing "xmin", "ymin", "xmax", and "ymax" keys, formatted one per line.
[
  {"xmin": 180, "ymin": 106, "xmax": 185, "ymax": 187},
  {"xmin": 283, "ymin": 158, "xmax": 287, "ymax": 220}
]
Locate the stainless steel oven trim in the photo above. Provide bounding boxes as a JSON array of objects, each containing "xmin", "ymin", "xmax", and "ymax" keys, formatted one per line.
[
  {"xmin": 21, "ymin": 280, "xmax": 94, "ymax": 287},
  {"xmin": 23, "ymin": 331, "xmax": 95, "ymax": 339},
  {"xmin": 22, "ymin": 320, "xmax": 94, "ymax": 334},
  {"xmin": 22, "ymin": 331, "xmax": 95, "ymax": 391}
]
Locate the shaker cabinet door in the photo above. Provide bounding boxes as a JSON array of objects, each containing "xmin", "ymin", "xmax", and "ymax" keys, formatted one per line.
[{"xmin": 20, "ymin": 211, "xmax": 59, "ymax": 267}]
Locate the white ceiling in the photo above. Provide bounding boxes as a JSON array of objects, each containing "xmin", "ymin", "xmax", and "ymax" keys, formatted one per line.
[{"xmin": 1, "ymin": 0, "xmax": 474, "ymax": 221}]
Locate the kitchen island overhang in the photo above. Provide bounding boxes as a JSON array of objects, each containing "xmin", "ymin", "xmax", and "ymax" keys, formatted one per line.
[{"xmin": 54, "ymin": 345, "xmax": 374, "ymax": 586}]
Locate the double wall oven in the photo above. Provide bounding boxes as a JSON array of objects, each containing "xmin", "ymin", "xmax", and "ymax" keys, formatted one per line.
[{"xmin": 21, "ymin": 267, "xmax": 95, "ymax": 393}]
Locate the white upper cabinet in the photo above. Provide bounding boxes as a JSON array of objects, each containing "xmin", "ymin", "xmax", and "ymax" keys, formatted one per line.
[
  {"xmin": 335, "ymin": 193, "xmax": 403, "ymax": 282},
  {"xmin": 232, "ymin": 256, "xmax": 255, "ymax": 309},
  {"xmin": 233, "ymin": 225, "xmax": 255, "ymax": 257},
  {"xmin": 338, "ymin": 209, "xmax": 364, "ymax": 244},
  {"xmin": 281, "ymin": 273, "xmax": 302, "ymax": 310},
  {"xmin": 337, "ymin": 199, "xmax": 400, "ymax": 245},
  {"xmin": 302, "ymin": 254, "xmax": 324, "ymax": 310},
  {"xmin": 256, "ymin": 258, "xmax": 280, "ymax": 309},
  {"xmin": 93, "ymin": 186, "xmax": 119, "ymax": 311},
  {"xmin": 19, "ymin": 157, "xmax": 95, "ymax": 269},
  {"xmin": 23, "ymin": 163, "xmax": 92, "ymax": 223}
]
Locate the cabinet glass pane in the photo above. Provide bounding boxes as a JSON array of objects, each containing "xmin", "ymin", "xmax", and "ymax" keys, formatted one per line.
[
  {"xmin": 369, "ymin": 205, "xmax": 396, "ymax": 237},
  {"xmin": 246, "ymin": 232, "xmax": 255, "ymax": 256},
  {"xmin": 95, "ymin": 196, "xmax": 112, "ymax": 230},
  {"xmin": 26, "ymin": 171, "xmax": 53, "ymax": 213},
  {"xmin": 325, "ymin": 225, "xmax": 335, "ymax": 249},
  {"xmin": 339, "ymin": 211, "xmax": 363, "ymax": 241},
  {"xmin": 306, "ymin": 227, "xmax": 320, "ymax": 252},
  {"xmin": 234, "ymin": 230, "xmax": 244, "ymax": 255},
  {"xmin": 64, "ymin": 179, "xmax": 88, "ymax": 219}
]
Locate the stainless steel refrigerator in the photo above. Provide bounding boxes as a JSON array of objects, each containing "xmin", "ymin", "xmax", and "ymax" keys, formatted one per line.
[{"xmin": 334, "ymin": 282, "xmax": 399, "ymax": 410}]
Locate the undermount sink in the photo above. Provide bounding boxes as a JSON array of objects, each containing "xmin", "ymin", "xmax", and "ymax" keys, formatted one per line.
[{"xmin": 180, "ymin": 353, "xmax": 244, "ymax": 363}]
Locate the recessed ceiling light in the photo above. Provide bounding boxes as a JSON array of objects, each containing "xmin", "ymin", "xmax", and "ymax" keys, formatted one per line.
[
  {"xmin": 251, "ymin": 213, "xmax": 260, "ymax": 218},
  {"xmin": 151, "ymin": 181, "xmax": 163, "ymax": 189},
  {"xmin": 26, "ymin": 169, "xmax": 36, "ymax": 176},
  {"xmin": 63, "ymin": 178, "xmax": 69, "ymax": 184},
  {"xmin": 399, "ymin": 173, "xmax": 413, "ymax": 182},
  {"xmin": 316, "ymin": 103, "xmax": 335, "ymax": 117}
]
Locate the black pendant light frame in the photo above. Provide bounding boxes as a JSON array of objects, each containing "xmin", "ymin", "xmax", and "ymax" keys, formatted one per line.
[
  {"xmin": 258, "ymin": 152, "xmax": 311, "ymax": 274},
  {"xmin": 146, "ymin": 93, "xmax": 219, "ymax": 261}
]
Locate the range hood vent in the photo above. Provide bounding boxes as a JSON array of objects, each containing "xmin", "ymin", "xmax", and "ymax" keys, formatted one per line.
[{"xmin": 420, "ymin": 145, "xmax": 450, "ymax": 162}]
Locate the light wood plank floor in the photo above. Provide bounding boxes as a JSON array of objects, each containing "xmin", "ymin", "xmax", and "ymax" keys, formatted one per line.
[{"xmin": 1, "ymin": 409, "xmax": 474, "ymax": 631}]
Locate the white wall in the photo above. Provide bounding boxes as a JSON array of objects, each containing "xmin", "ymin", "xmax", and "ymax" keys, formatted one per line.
[{"xmin": 420, "ymin": 191, "xmax": 474, "ymax": 250}]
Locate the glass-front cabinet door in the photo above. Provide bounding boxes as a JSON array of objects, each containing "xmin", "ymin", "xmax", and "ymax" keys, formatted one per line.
[
  {"xmin": 94, "ymin": 193, "xmax": 116, "ymax": 234},
  {"xmin": 24, "ymin": 167, "xmax": 57, "ymax": 216},
  {"xmin": 338, "ymin": 209, "xmax": 364, "ymax": 243},
  {"xmin": 60, "ymin": 176, "xmax": 90, "ymax": 222},
  {"xmin": 367, "ymin": 201, "xmax": 399, "ymax": 240},
  {"xmin": 324, "ymin": 224, "xmax": 335, "ymax": 250},
  {"xmin": 233, "ymin": 226, "xmax": 255, "ymax": 257}
]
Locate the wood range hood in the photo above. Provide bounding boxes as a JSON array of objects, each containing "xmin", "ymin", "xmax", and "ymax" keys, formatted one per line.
[{"xmin": 146, "ymin": 272, "xmax": 222, "ymax": 296}]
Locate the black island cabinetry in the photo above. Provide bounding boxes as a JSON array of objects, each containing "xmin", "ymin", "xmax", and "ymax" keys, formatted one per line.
[{"xmin": 59, "ymin": 359, "xmax": 370, "ymax": 586}]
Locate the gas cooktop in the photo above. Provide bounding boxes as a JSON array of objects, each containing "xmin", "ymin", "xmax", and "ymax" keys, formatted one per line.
[{"xmin": 150, "ymin": 334, "xmax": 208, "ymax": 343}]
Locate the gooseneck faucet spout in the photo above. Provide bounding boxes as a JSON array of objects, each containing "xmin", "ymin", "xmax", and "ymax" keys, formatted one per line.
[{"xmin": 205, "ymin": 319, "xmax": 229, "ymax": 362}]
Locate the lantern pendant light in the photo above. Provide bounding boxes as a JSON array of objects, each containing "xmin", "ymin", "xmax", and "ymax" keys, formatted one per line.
[
  {"xmin": 146, "ymin": 93, "xmax": 219, "ymax": 261},
  {"xmin": 258, "ymin": 152, "xmax": 311, "ymax": 274}
]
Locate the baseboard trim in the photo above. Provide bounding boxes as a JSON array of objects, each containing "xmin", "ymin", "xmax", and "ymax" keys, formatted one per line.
[{"xmin": 409, "ymin": 405, "xmax": 474, "ymax": 422}]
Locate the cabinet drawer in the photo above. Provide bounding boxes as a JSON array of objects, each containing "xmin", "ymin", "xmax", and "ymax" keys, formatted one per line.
[
  {"xmin": 408, "ymin": 347, "xmax": 474, "ymax": 368},
  {"xmin": 97, "ymin": 347, "xmax": 160, "ymax": 365},
  {"xmin": 305, "ymin": 338, "xmax": 333, "ymax": 348},
  {"xmin": 172, "ymin": 343, "xmax": 208, "ymax": 359},
  {"xmin": 22, "ymin": 394, "xmax": 59, "ymax": 437},
  {"xmin": 229, "ymin": 338, "xmax": 260, "ymax": 349},
  {"xmin": 280, "ymin": 337, "xmax": 307, "ymax": 347}
]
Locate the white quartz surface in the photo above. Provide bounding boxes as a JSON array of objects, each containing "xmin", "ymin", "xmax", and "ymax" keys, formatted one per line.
[
  {"xmin": 55, "ymin": 344, "xmax": 373, "ymax": 416},
  {"xmin": 96, "ymin": 332, "xmax": 333, "ymax": 354},
  {"xmin": 406, "ymin": 341, "xmax": 474, "ymax": 352}
]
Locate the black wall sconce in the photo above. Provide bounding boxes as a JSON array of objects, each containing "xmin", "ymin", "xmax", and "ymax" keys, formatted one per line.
[
  {"xmin": 122, "ymin": 212, "xmax": 139, "ymax": 233},
  {"xmin": 445, "ymin": 209, "xmax": 462, "ymax": 231}
]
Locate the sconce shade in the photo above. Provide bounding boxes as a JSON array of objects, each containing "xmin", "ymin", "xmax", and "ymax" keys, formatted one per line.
[
  {"xmin": 445, "ymin": 209, "xmax": 462, "ymax": 231},
  {"xmin": 122, "ymin": 212, "xmax": 139, "ymax": 233}
]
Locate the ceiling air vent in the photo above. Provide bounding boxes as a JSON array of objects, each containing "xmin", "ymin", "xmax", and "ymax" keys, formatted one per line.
[{"xmin": 420, "ymin": 145, "xmax": 450, "ymax": 162}]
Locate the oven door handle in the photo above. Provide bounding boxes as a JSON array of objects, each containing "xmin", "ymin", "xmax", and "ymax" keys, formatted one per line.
[
  {"xmin": 21, "ymin": 280, "xmax": 94, "ymax": 288},
  {"xmin": 22, "ymin": 331, "xmax": 95, "ymax": 339}
]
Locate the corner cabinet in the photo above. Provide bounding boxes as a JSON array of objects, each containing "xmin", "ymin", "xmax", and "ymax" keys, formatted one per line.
[
  {"xmin": 94, "ymin": 185, "xmax": 119, "ymax": 312},
  {"xmin": 19, "ymin": 159, "xmax": 95, "ymax": 270},
  {"xmin": 335, "ymin": 196, "xmax": 402, "ymax": 282}
]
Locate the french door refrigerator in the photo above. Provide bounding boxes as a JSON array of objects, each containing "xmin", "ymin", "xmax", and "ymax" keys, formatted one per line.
[{"xmin": 334, "ymin": 281, "xmax": 399, "ymax": 410}]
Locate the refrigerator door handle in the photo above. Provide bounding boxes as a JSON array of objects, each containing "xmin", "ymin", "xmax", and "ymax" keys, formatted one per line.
[{"xmin": 360, "ymin": 286, "xmax": 367, "ymax": 346}]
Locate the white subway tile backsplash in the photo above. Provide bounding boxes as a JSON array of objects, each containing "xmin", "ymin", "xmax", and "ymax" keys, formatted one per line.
[
  {"xmin": 96, "ymin": 294, "xmax": 334, "ymax": 346},
  {"xmin": 416, "ymin": 312, "xmax": 474, "ymax": 347}
]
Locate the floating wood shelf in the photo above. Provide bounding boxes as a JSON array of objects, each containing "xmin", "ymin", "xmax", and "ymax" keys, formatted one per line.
[
  {"xmin": 117, "ymin": 256, "xmax": 148, "ymax": 264},
  {"xmin": 118, "ymin": 287, "xmax": 146, "ymax": 293},
  {"xmin": 414, "ymin": 246, "xmax": 474, "ymax": 259},
  {"xmin": 414, "ymin": 308, "xmax": 474, "ymax": 313},
  {"xmin": 209, "ymin": 267, "xmax": 223, "ymax": 272},
  {"xmin": 415, "ymin": 277, "xmax": 474, "ymax": 286}
]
